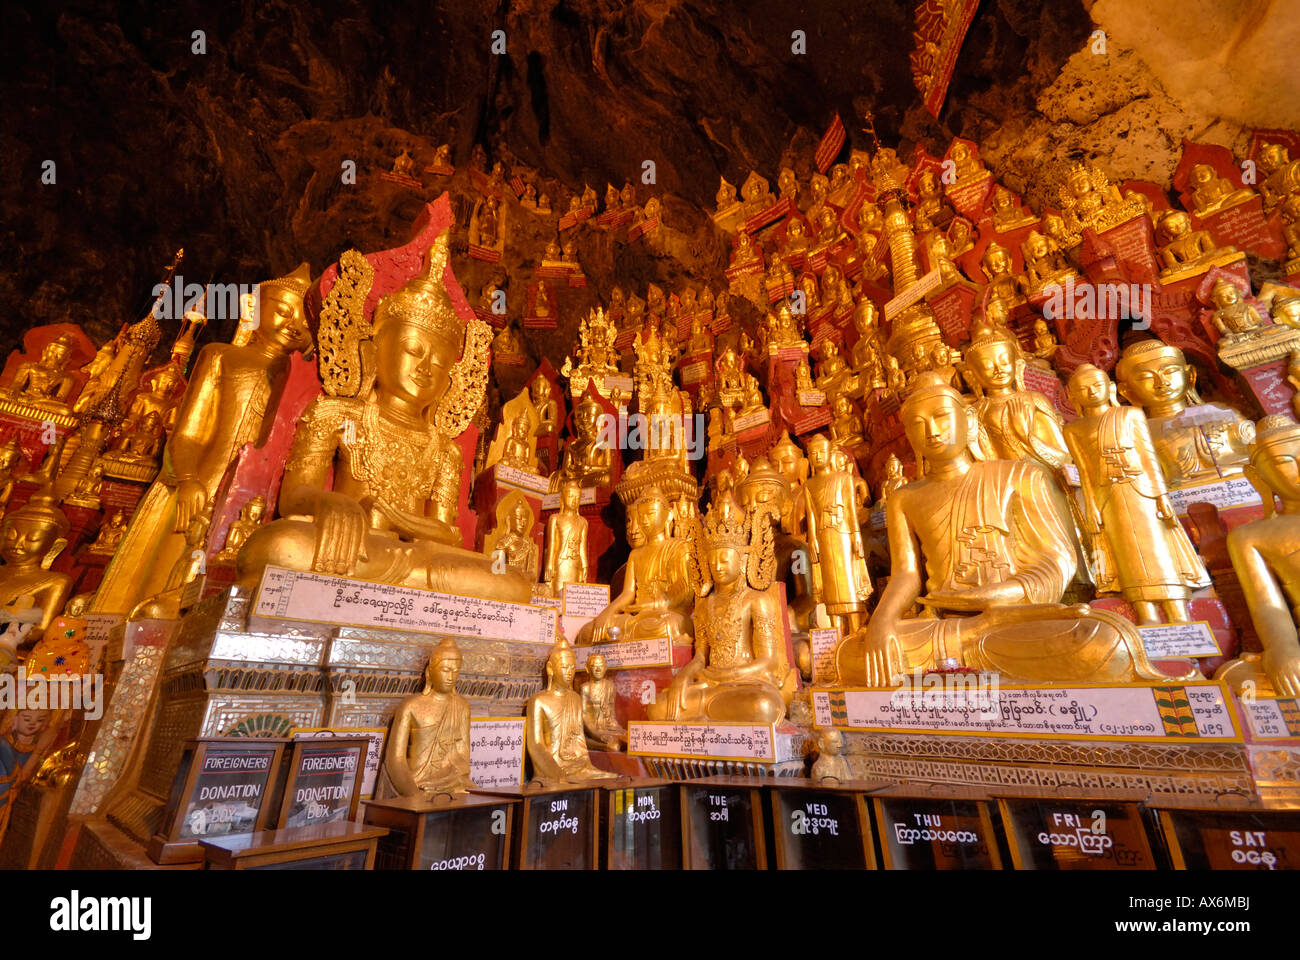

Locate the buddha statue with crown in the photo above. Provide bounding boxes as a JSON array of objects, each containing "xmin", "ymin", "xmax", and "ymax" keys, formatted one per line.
[
  {"xmin": 91, "ymin": 263, "xmax": 315, "ymax": 616},
  {"xmin": 1219, "ymin": 415, "xmax": 1300, "ymax": 696},
  {"xmin": 1114, "ymin": 339, "xmax": 1253, "ymax": 489},
  {"xmin": 578, "ymin": 485, "xmax": 693, "ymax": 644},
  {"xmin": 526, "ymin": 637, "xmax": 618, "ymax": 785},
  {"xmin": 236, "ymin": 233, "xmax": 532, "ymax": 603},
  {"xmin": 835, "ymin": 371, "xmax": 1190, "ymax": 687},
  {"xmin": 385, "ymin": 638, "xmax": 475, "ymax": 797},
  {"xmin": 648, "ymin": 494, "xmax": 794, "ymax": 724}
]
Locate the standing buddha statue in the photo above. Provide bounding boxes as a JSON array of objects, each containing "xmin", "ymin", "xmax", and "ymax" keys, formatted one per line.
[{"xmin": 801, "ymin": 434, "xmax": 873, "ymax": 636}]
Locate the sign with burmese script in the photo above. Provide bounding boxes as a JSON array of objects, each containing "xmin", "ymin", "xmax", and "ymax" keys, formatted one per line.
[
  {"xmin": 252, "ymin": 566, "xmax": 557, "ymax": 646},
  {"xmin": 469, "ymin": 718, "xmax": 526, "ymax": 789},
  {"xmin": 1167, "ymin": 475, "xmax": 1263, "ymax": 515},
  {"xmin": 1239, "ymin": 697, "xmax": 1300, "ymax": 741},
  {"xmin": 811, "ymin": 682, "xmax": 1242, "ymax": 742},
  {"xmin": 809, "ymin": 627, "xmax": 840, "ymax": 685},
  {"xmin": 627, "ymin": 721, "xmax": 776, "ymax": 762},
  {"xmin": 1137, "ymin": 621, "xmax": 1221, "ymax": 659},
  {"xmin": 276, "ymin": 738, "xmax": 367, "ymax": 828},
  {"xmin": 574, "ymin": 636, "xmax": 673, "ymax": 671},
  {"xmin": 874, "ymin": 796, "xmax": 1000, "ymax": 870},
  {"xmin": 996, "ymin": 797, "xmax": 1156, "ymax": 870}
]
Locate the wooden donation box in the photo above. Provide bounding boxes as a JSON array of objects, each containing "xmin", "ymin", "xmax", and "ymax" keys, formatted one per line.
[
  {"xmin": 992, "ymin": 789, "xmax": 1157, "ymax": 870},
  {"xmin": 1150, "ymin": 796, "xmax": 1300, "ymax": 870},
  {"xmin": 599, "ymin": 778, "xmax": 682, "ymax": 870},
  {"xmin": 274, "ymin": 737, "xmax": 370, "ymax": 829},
  {"xmin": 871, "ymin": 784, "xmax": 1004, "ymax": 870},
  {"xmin": 149, "ymin": 737, "xmax": 290, "ymax": 865},
  {"xmin": 679, "ymin": 776, "xmax": 770, "ymax": 870},
  {"xmin": 767, "ymin": 778, "xmax": 888, "ymax": 870},
  {"xmin": 200, "ymin": 822, "xmax": 388, "ymax": 870},
  {"xmin": 363, "ymin": 794, "xmax": 518, "ymax": 871},
  {"xmin": 473, "ymin": 783, "xmax": 600, "ymax": 870}
]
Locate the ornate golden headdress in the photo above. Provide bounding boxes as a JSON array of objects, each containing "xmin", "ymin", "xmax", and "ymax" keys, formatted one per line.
[
  {"xmin": 374, "ymin": 231, "xmax": 463, "ymax": 351},
  {"xmin": 258, "ymin": 262, "xmax": 312, "ymax": 301}
]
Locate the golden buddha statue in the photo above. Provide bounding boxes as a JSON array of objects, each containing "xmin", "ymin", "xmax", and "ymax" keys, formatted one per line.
[
  {"xmin": 526, "ymin": 637, "xmax": 617, "ymax": 785},
  {"xmin": 1156, "ymin": 210, "xmax": 1236, "ymax": 280},
  {"xmin": 63, "ymin": 461, "xmax": 104, "ymax": 509},
  {"xmin": 1115, "ymin": 339, "xmax": 1253, "ymax": 487},
  {"xmin": 1019, "ymin": 230, "xmax": 1078, "ymax": 295},
  {"xmin": 498, "ymin": 413, "xmax": 540, "ymax": 473},
  {"xmin": 1028, "ymin": 318, "xmax": 1058, "ymax": 369},
  {"xmin": 801, "ymin": 434, "xmax": 873, "ymax": 636},
  {"xmin": 1207, "ymin": 278, "xmax": 1266, "ymax": 343},
  {"xmin": 778, "ymin": 167, "xmax": 798, "ymax": 201},
  {"xmin": 580, "ymin": 654, "xmax": 625, "ymax": 751},
  {"xmin": 485, "ymin": 493, "xmax": 539, "ymax": 581},
  {"xmin": 1220, "ymin": 415, "xmax": 1300, "ymax": 696},
  {"xmin": 1064, "ymin": 364, "xmax": 1210, "ymax": 623},
  {"xmin": 580, "ymin": 485, "xmax": 693, "ymax": 644},
  {"xmin": 990, "ymin": 185, "xmax": 1036, "ymax": 233},
  {"xmin": 715, "ymin": 346, "xmax": 745, "ymax": 406},
  {"xmin": 236, "ymin": 233, "xmax": 531, "ymax": 603},
  {"xmin": 3, "ymin": 335, "xmax": 78, "ymax": 414},
  {"xmin": 1188, "ymin": 163, "xmax": 1253, "ymax": 218},
  {"xmin": 551, "ymin": 394, "xmax": 612, "ymax": 490},
  {"xmin": 766, "ymin": 251, "xmax": 794, "ymax": 291},
  {"xmin": 946, "ymin": 141, "xmax": 988, "ymax": 187},
  {"xmin": 913, "ymin": 170, "xmax": 951, "ymax": 234},
  {"xmin": 925, "ymin": 232, "xmax": 962, "ymax": 282},
  {"xmin": 391, "ymin": 149, "xmax": 416, "ymax": 178},
  {"xmin": 492, "ymin": 323, "xmax": 524, "ymax": 359},
  {"xmin": 0, "ymin": 438, "xmax": 21, "ymax": 517},
  {"xmin": 544, "ymin": 479, "xmax": 588, "ymax": 598},
  {"xmin": 214, "ymin": 496, "xmax": 266, "ymax": 562},
  {"xmin": 814, "ymin": 339, "xmax": 853, "ymax": 398},
  {"xmin": 688, "ymin": 315, "xmax": 712, "ymax": 356},
  {"xmin": 835, "ymin": 372, "xmax": 1187, "ymax": 686},
  {"xmin": 884, "ymin": 355, "xmax": 906, "ymax": 396},
  {"xmin": 386, "ymin": 639, "xmax": 475, "ymax": 797},
  {"xmin": 1259, "ymin": 142, "xmax": 1300, "ymax": 210},
  {"xmin": 811, "ymin": 728, "xmax": 852, "ymax": 782},
  {"xmin": 849, "ymin": 299, "xmax": 882, "ymax": 365},
  {"xmin": 648, "ymin": 494, "xmax": 793, "ymax": 724},
  {"xmin": 86, "ymin": 508, "xmax": 128, "ymax": 556},
  {"xmin": 1290, "ymin": 347, "xmax": 1300, "ymax": 419},
  {"xmin": 962, "ymin": 323, "xmax": 1070, "ymax": 473},
  {"xmin": 874, "ymin": 453, "xmax": 907, "ymax": 511},
  {"xmin": 715, "ymin": 176, "xmax": 738, "ymax": 212},
  {"xmin": 530, "ymin": 377, "xmax": 558, "ymax": 467},
  {"xmin": 1058, "ymin": 163, "xmax": 1140, "ymax": 239},
  {"xmin": 0, "ymin": 491, "xmax": 73, "ymax": 646},
  {"xmin": 768, "ymin": 302, "xmax": 806, "ymax": 351},
  {"xmin": 770, "ymin": 431, "xmax": 809, "ymax": 537},
  {"xmin": 980, "ymin": 242, "xmax": 1026, "ymax": 312},
  {"xmin": 794, "ymin": 358, "xmax": 815, "ymax": 394},
  {"xmin": 783, "ymin": 218, "xmax": 811, "ymax": 258},
  {"xmin": 91, "ymin": 263, "xmax": 313, "ymax": 615},
  {"xmin": 829, "ymin": 394, "xmax": 864, "ymax": 449},
  {"xmin": 107, "ymin": 409, "xmax": 164, "ymax": 464}
]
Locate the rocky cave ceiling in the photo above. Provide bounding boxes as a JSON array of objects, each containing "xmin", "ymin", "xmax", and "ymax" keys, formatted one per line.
[{"xmin": 0, "ymin": 0, "xmax": 1294, "ymax": 367}]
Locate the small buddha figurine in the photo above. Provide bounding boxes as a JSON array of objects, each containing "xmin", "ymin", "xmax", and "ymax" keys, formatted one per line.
[
  {"xmin": 1028, "ymin": 318, "xmax": 1058, "ymax": 369},
  {"xmin": 946, "ymin": 141, "xmax": 988, "ymax": 186},
  {"xmin": 538, "ymin": 192, "xmax": 552, "ymax": 214},
  {"xmin": 1187, "ymin": 163, "xmax": 1253, "ymax": 218},
  {"xmin": 534, "ymin": 281, "xmax": 554, "ymax": 320},
  {"xmin": 604, "ymin": 182, "xmax": 621, "ymax": 212},
  {"xmin": 121, "ymin": 365, "xmax": 184, "ymax": 435},
  {"xmin": 542, "ymin": 239, "xmax": 562, "ymax": 264},
  {"xmin": 486, "ymin": 495, "xmax": 539, "ymax": 581},
  {"xmin": 0, "ymin": 492, "xmax": 73, "ymax": 646},
  {"xmin": 648, "ymin": 494, "xmax": 793, "ymax": 724},
  {"xmin": 884, "ymin": 355, "xmax": 906, "ymax": 396},
  {"xmin": 109, "ymin": 409, "xmax": 165, "ymax": 462},
  {"xmin": 552, "ymin": 395, "xmax": 612, "ymax": 490},
  {"xmin": 1289, "ymin": 348, "xmax": 1300, "ymax": 420},
  {"xmin": 522, "ymin": 183, "xmax": 538, "ymax": 209},
  {"xmin": 829, "ymin": 394, "xmax": 864, "ymax": 449},
  {"xmin": 215, "ymin": 496, "xmax": 266, "ymax": 562},
  {"xmin": 1019, "ymin": 230, "xmax": 1077, "ymax": 294},
  {"xmin": 980, "ymin": 242, "xmax": 1026, "ymax": 311},
  {"xmin": 815, "ymin": 339, "xmax": 852, "ymax": 396},
  {"xmin": 1259, "ymin": 142, "xmax": 1300, "ymax": 210},
  {"xmin": 835, "ymin": 371, "xmax": 1184, "ymax": 687},
  {"xmin": 802, "ymin": 434, "xmax": 872, "ymax": 637},
  {"xmin": 1115, "ymin": 339, "xmax": 1253, "ymax": 488},
  {"xmin": 531, "ymin": 377, "xmax": 559, "ymax": 464},
  {"xmin": 235, "ymin": 233, "xmax": 532, "ymax": 604},
  {"xmin": 715, "ymin": 346, "xmax": 744, "ymax": 402},
  {"xmin": 580, "ymin": 486, "xmax": 694, "ymax": 644},
  {"xmin": 1065, "ymin": 365, "xmax": 1211, "ymax": 624},
  {"xmin": 155, "ymin": 503, "xmax": 211, "ymax": 607},
  {"xmin": 580, "ymin": 654, "xmax": 625, "ymax": 751},
  {"xmin": 1058, "ymin": 163, "xmax": 1126, "ymax": 236},
  {"xmin": 777, "ymin": 167, "xmax": 798, "ymax": 201},
  {"xmin": 874, "ymin": 453, "xmax": 907, "ymax": 510},
  {"xmin": 811, "ymin": 728, "xmax": 852, "ymax": 782},
  {"xmin": 769, "ymin": 302, "xmax": 806, "ymax": 351},
  {"xmin": 1220, "ymin": 415, "xmax": 1300, "ymax": 695},
  {"xmin": 476, "ymin": 194, "xmax": 501, "ymax": 247},
  {"xmin": 63, "ymin": 461, "xmax": 104, "ymax": 509},
  {"xmin": 544, "ymin": 479, "xmax": 588, "ymax": 598},
  {"xmin": 715, "ymin": 176, "xmax": 738, "ymax": 212},
  {"xmin": 526, "ymin": 637, "xmax": 618, "ymax": 785},
  {"xmin": 766, "ymin": 251, "xmax": 794, "ymax": 291},
  {"xmin": 431, "ymin": 143, "xmax": 452, "ymax": 170},
  {"xmin": 1157, "ymin": 210, "xmax": 1233, "ymax": 277},
  {"xmin": 794, "ymin": 358, "xmax": 816, "ymax": 394},
  {"xmin": 0, "ymin": 438, "xmax": 21, "ymax": 516},
  {"xmin": 925, "ymin": 232, "xmax": 962, "ymax": 282},
  {"xmin": 385, "ymin": 639, "xmax": 475, "ymax": 797},
  {"xmin": 688, "ymin": 315, "xmax": 712, "ymax": 356},
  {"xmin": 990, "ymin": 185, "xmax": 1036, "ymax": 233},
  {"xmin": 730, "ymin": 231, "xmax": 762, "ymax": 271},
  {"xmin": 962, "ymin": 323, "xmax": 1071, "ymax": 473},
  {"xmin": 87, "ymin": 509, "xmax": 128, "ymax": 556},
  {"xmin": 391, "ymin": 149, "xmax": 416, "ymax": 178},
  {"xmin": 1207, "ymin": 278, "xmax": 1266, "ymax": 342},
  {"xmin": 499, "ymin": 413, "xmax": 539, "ymax": 473},
  {"xmin": 492, "ymin": 323, "xmax": 524, "ymax": 358},
  {"xmin": 913, "ymin": 170, "xmax": 953, "ymax": 234},
  {"xmin": 3, "ymin": 335, "xmax": 78, "ymax": 414},
  {"xmin": 581, "ymin": 183, "xmax": 598, "ymax": 210}
]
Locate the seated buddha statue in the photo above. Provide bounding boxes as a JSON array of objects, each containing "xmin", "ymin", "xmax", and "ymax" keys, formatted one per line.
[
  {"xmin": 385, "ymin": 639, "xmax": 475, "ymax": 797},
  {"xmin": 1058, "ymin": 163, "xmax": 1128, "ymax": 237},
  {"xmin": 1219, "ymin": 415, "xmax": 1300, "ymax": 696},
  {"xmin": 1157, "ymin": 210, "xmax": 1235, "ymax": 278},
  {"xmin": 990, "ymin": 185, "xmax": 1036, "ymax": 234},
  {"xmin": 980, "ymin": 242, "xmax": 1026, "ymax": 312},
  {"xmin": 715, "ymin": 177, "xmax": 738, "ymax": 212},
  {"xmin": 1114, "ymin": 339, "xmax": 1253, "ymax": 489},
  {"xmin": 962, "ymin": 323, "xmax": 1071, "ymax": 474},
  {"xmin": 794, "ymin": 358, "xmax": 815, "ymax": 394},
  {"xmin": 526, "ymin": 637, "xmax": 617, "ymax": 786},
  {"xmin": 236, "ymin": 232, "xmax": 532, "ymax": 603},
  {"xmin": 491, "ymin": 323, "xmax": 524, "ymax": 359},
  {"xmin": 3, "ymin": 335, "xmax": 78, "ymax": 414},
  {"xmin": 835, "ymin": 372, "xmax": 1192, "ymax": 687},
  {"xmin": 814, "ymin": 339, "xmax": 853, "ymax": 397},
  {"xmin": 1188, "ymin": 163, "xmax": 1254, "ymax": 218},
  {"xmin": 215, "ymin": 495, "xmax": 266, "ymax": 562},
  {"xmin": 1207, "ymin": 278, "xmax": 1267, "ymax": 343},
  {"xmin": 551, "ymin": 394, "xmax": 612, "ymax": 490},
  {"xmin": 86, "ymin": 508, "xmax": 128, "ymax": 556},
  {"xmin": 485, "ymin": 493, "xmax": 539, "ymax": 581},
  {"xmin": 828, "ymin": 394, "xmax": 863, "ymax": 449},
  {"xmin": 0, "ymin": 491, "xmax": 73, "ymax": 647},
  {"xmin": 913, "ymin": 170, "xmax": 953, "ymax": 234},
  {"xmin": 648, "ymin": 495, "xmax": 794, "ymax": 725},
  {"xmin": 498, "ymin": 413, "xmax": 539, "ymax": 473},
  {"xmin": 580, "ymin": 654, "xmax": 625, "ymax": 751},
  {"xmin": 578, "ymin": 486, "xmax": 694, "ymax": 644},
  {"xmin": 1019, "ymin": 230, "xmax": 1077, "ymax": 295},
  {"xmin": 1027, "ymin": 318, "xmax": 1059, "ymax": 369}
]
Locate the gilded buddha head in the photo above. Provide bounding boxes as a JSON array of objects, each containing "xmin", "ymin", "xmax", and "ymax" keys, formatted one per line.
[
  {"xmin": 372, "ymin": 231, "xmax": 464, "ymax": 412},
  {"xmin": 1248, "ymin": 415, "xmax": 1300, "ymax": 509},
  {"xmin": 254, "ymin": 263, "xmax": 313, "ymax": 355},
  {"xmin": 1, "ymin": 491, "xmax": 69, "ymax": 569},
  {"xmin": 963, "ymin": 323, "xmax": 1023, "ymax": 394},
  {"xmin": 1116, "ymin": 340, "xmax": 1196, "ymax": 414},
  {"xmin": 425, "ymin": 637, "xmax": 462, "ymax": 695},
  {"xmin": 902, "ymin": 372, "xmax": 970, "ymax": 467},
  {"xmin": 546, "ymin": 636, "xmax": 577, "ymax": 687},
  {"xmin": 1067, "ymin": 362, "xmax": 1116, "ymax": 414}
]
